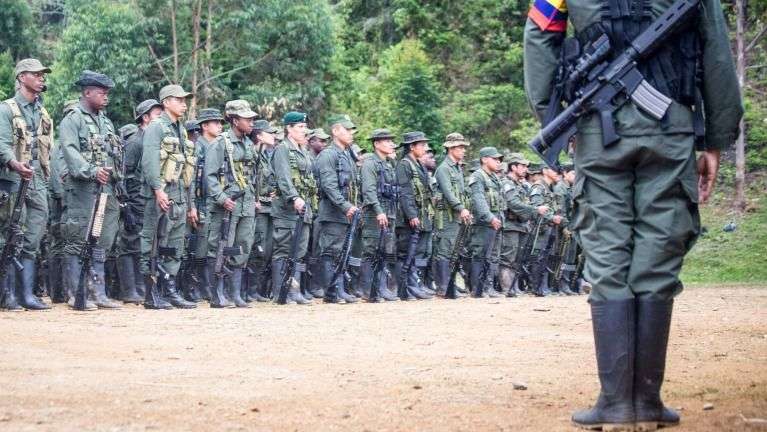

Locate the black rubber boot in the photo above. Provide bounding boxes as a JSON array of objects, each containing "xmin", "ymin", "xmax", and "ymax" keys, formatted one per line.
[
  {"xmin": 358, "ymin": 261, "xmax": 379, "ymax": 302},
  {"xmin": 1, "ymin": 265, "xmax": 22, "ymax": 311},
  {"xmin": 486, "ymin": 263, "xmax": 501, "ymax": 298},
  {"xmin": 161, "ymin": 277, "xmax": 196, "ymax": 309},
  {"xmin": 228, "ymin": 268, "xmax": 251, "ymax": 308},
  {"xmin": 207, "ymin": 258, "xmax": 233, "ymax": 308},
  {"xmin": 48, "ymin": 256, "xmax": 67, "ymax": 303},
  {"xmin": 377, "ymin": 262, "xmax": 399, "ymax": 302},
  {"xmin": 634, "ymin": 299, "xmax": 679, "ymax": 430},
  {"xmin": 246, "ymin": 265, "xmax": 269, "ymax": 302},
  {"xmin": 406, "ymin": 264, "xmax": 432, "ymax": 300},
  {"xmin": 335, "ymin": 270, "xmax": 358, "ymax": 304},
  {"xmin": 117, "ymin": 255, "xmax": 143, "ymax": 304},
  {"xmin": 64, "ymin": 254, "xmax": 96, "ymax": 311},
  {"xmin": 143, "ymin": 274, "xmax": 173, "ymax": 310},
  {"xmin": 500, "ymin": 266, "xmax": 516, "ymax": 297},
  {"xmin": 470, "ymin": 260, "xmax": 486, "ymax": 298},
  {"xmin": 322, "ymin": 257, "xmax": 345, "ymax": 304},
  {"xmin": 572, "ymin": 299, "xmax": 636, "ymax": 430},
  {"xmin": 288, "ymin": 266, "xmax": 312, "ymax": 305},
  {"xmin": 433, "ymin": 259, "xmax": 449, "ymax": 297},
  {"xmin": 16, "ymin": 257, "xmax": 50, "ymax": 310},
  {"xmin": 133, "ymin": 255, "xmax": 146, "ymax": 297},
  {"xmin": 195, "ymin": 259, "xmax": 210, "ymax": 300},
  {"xmin": 393, "ymin": 261, "xmax": 414, "ymax": 301},
  {"xmin": 92, "ymin": 253, "xmax": 122, "ymax": 309}
]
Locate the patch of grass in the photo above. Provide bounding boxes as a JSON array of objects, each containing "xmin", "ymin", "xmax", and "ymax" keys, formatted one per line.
[{"xmin": 681, "ymin": 173, "xmax": 767, "ymax": 284}]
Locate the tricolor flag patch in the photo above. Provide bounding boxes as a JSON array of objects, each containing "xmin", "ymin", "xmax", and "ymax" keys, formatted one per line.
[{"xmin": 529, "ymin": 0, "xmax": 568, "ymax": 32}]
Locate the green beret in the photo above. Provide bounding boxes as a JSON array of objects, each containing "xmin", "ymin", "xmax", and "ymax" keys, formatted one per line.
[{"xmin": 283, "ymin": 111, "xmax": 307, "ymax": 125}]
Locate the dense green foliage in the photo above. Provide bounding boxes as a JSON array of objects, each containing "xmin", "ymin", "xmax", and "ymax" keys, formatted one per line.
[{"xmin": 0, "ymin": 0, "xmax": 764, "ymax": 163}]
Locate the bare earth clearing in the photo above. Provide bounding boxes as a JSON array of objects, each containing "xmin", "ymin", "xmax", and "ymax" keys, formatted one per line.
[{"xmin": 0, "ymin": 286, "xmax": 765, "ymax": 432}]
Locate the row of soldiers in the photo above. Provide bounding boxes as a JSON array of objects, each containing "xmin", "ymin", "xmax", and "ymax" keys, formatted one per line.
[{"xmin": 0, "ymin": 58, "xmax": 584, "ymax": 312}]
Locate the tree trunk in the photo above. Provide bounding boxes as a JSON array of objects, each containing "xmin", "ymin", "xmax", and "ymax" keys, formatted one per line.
[
  {"xmin": 202, "ymin": 0, "xmax": 214, "ymax": 107},
  {"xmin": 189, "ymin": 0, "xmax": 202, "ymax": 118},
  {"xmin": 171, "ymin": 0, "xmax": 179, "ymax": 83},
  {"xmin": 734, "ymin": 0, "xmax": 747, "ymax": 211}
]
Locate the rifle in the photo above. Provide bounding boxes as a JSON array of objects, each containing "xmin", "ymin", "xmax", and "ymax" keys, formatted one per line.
[
  {"xmin": 276, "ymin": 212, "xmax": 305, "ymax": 304},
  {"xmin": 528, "ymin": 225, "xmax": 558, "ymax": 297},
  {"xmin": 326, "ymin": 210, "xmax": 361, "ymax": 294},
  {"xmin": 397, "ymin": 229, "xmax": 420, "ymax": 300},
  {"xmin": 148, "ymin": 208, "xmax": 173, "ymax": 294},
  {"xmin": 473, "ymin": 227, "xmax": 500, "ymax": 297},
  {"xmin": 213, "ymin": 190, "xmax": 246, "ymax": 278},
  {"xmin": 74, "ymin": 182, "xmax": 109, "ymax": 310},
  {"xmin": 552, "ymin": 228, "xmax": 573, "ymax": 288},
  {"xmin": 507, "ymin": 216, "xmax": 543, "ymax": 296},
  {"xmin": 0, "ymin": 172, "xmax": 31, "ymax": 306},
  {"xmin": 569, "ymin": 244, "xmax": 585, "ymax": 293},
  {"xmin": 445, "ymin": 222, "xmax": 470, "ymax": 299},
  {"xmin": 529, "ymin": 0, "xmax": 700, "ymax": 169}
]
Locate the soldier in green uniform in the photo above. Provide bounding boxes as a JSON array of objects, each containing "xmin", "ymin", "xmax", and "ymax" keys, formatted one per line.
[
  {"xmin": 59, "ymin": 71, "xmax": 125, "ymax": 310},
  {"xmin": 432, "ymin": 133, "xmax": 472, "ymax": 297},
  {"xmin": 524, "ymin": 0, "xmax": 742, "ymax": 428},
  {"xmin": 246, "ymin": 119, "xmax": 278, "ymax": 302},
  {"xmin": 0, "ymin": 59, "xmax": 53, "ymax": 310},
  {"xmin": 551, "ymin": 164, "xmax": 577, "ymax": 295},
  {"xmin": 46, "ymin": 100, "xmax": 80, "ymax": 305},
  {"xmin": 499, "ymin": 153, "xmax": 549, "ymax": 297},
  {"xmin": 358, "ymin": 129, "xmax": 399, "ymax": 302},
  {"xmin": 306, "ymin": 127, "xmax": 329, "ymax": 299},
  {"xmin": 527, "ymin": 164, "xmax": 564, "ymax": 296},
  {"xmin": 395, "ymin": 131, "xmax": 434, "ymax": 300},
  {"xmin": 140, "ymin": 84, "xmax": 197, "ymax": 310},
  {"xmin": 115, "ymin": 99, "xmax": 162, "ymax": 304},
  {"xmin": 270, "ymin": 111, "xmax": 315, "ymax": 305},
  {"xmin": 204, "ymin": 101, "xmax": 257, "ymax": 308},
  {"xmin": 314, "ymin": 115, "xmax": 360, "ymax": 304},
  {"xmin": 467, "ymin": 147, "xmax": 505, "ymax": 298}
]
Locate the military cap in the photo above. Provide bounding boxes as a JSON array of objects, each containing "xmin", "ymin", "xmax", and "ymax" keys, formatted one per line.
[
  {"xmin": 184, "ymin": 120, "xmax": 200, "ymax": 133},
  {"xmin": 507, "ymin": 152, "xmax": 531, "ymax": 166},
  {"xmin": 478, "ymin": 147, "xmax": 504, "ymax": 160},
  {"xmin": 119, "ymin": 124, "xmax": 139, "ymax": 140},
  {"xmin": 528, "ymin": 163, "xmax": 543, "ymax": 174},
  {"xmin": 401, "ymin": 131, "xmax": 429, "ymax": 145},
  {"xmin": 134, "ymin": 99, "xmax": 162, "ymax": 122},
  {"xmin": 467, "ymin": 158, "xmax": 480, "ymax": 173},
  {"xmin": 197, "ymin": 108, "xmax": 224, "ymax": 125},
  {"xmin": 253, "ymin": 119, "xmax": 278, "ymax": 133},
  {"xmin": 369, "ymin": 128, "xmax": 395, "ymax": 141},
  {"xmin": 328, "ymin": 114, "xmax": 356, "ymax": 130},
  {"xmin": 308, "ymin": 128, "xmax": 330, "ymax": 140},
  {"xmin": 283, "ymin": 111, "xmax": 307, "ymax": 125},
  {"xmin": 443, "ymin": 132, "xmax": 470, "ymax": 148},
  {"xmin": 75, "ymin": 70, "xmax": 115, "ymax": 89},
  {"xmin": 225, "ymin": 99, "xmax": 257, "ymax": 119},
  {"xmin": 351, "ymin": 144, "xmax": 366, "ymax": 155},
  {"xmin": 14, "ymin": 58, "xmax": 50, "ymax": 77},
  {"xmin": 159, "ymin": 84, "xmax": 192, "ymax": 101}
]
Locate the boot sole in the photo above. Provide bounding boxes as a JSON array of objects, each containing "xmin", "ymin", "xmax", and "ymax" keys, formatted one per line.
[
  {"xmin": 572, "ymin": 421, "xmax": 638, "ymax": 431},
  {"xmin": 635, "ymin": 421, "xmax": 679, "ymax": 431}
]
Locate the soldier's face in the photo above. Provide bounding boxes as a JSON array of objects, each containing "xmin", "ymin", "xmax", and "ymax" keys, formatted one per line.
[
  {"xmin": 164, "ymin": 97, "xmax": 187, "ymax": 118},
  {"xmin": 410, "ymin": 142, "xmax": 428, "ymax": 158},
  {"xmin": 84, "ymin": 87, "xmax": 110, "ymax": 110},
  {"xmin": 287, "ymin": 123, "xmax": 308, "ymax": 145},
  {"xmin": 483, "ymin": 157, "xmax": 501, "ymax": 172},
  {"xmin": 233, "ymin": 116, "xmax": 254, "ymax": 135},
  {"xmin": 257, "ymin": 131, "xmax": 276, "ymax": 146},
  {"xmin": 511, "ymin": 163, "xmax": 527, "ymax": 178},
  {"xmin": 18, "ymin": 71, "xmax": 46, "ymax": 94},
  {"xmin": 332, "ymin": 125, "xmax": 355, "ymax": 146},
  {"xmin": 201, "ymin": 120, "xmax": 223, "ymax": 137},
  {"xmin": 375, "ymin": 139, "xmax": 395, "ymax": 156},
  {"xmin": 449, "ymin": 145, "xmax": 467, "ymax": 161}
]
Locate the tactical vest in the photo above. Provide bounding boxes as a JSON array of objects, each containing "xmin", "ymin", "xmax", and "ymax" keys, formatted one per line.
[
  {"xmin": 287, "ymin": 144, "xmax": 318, "ymax": 210},
  {"xmin": 72, "ymin": 106, "xmax": 123, "ymax": 176},
  {"xmin": 403, "ymin": 157, "xmax": 434, "ymax": 221},
  {"xmin": 336, "ymin": 149, "xmax": 358, "ymax": 206},
  {"xmin": 158, "ymin": 121, "xmax": 196, "ymax": 187},
  {"xmin": 476, "ymin": 169, "xmax": 501, "ymax": 214},
  {"xmin": 503, "ymin": 178, "xmax": 528, "ymax": 223},
  {"xmin": 575, "ymin": 0, "xmax": 701, "ymax": 108},
  {"xmin": 221, "ymin": 134, "xmax": 251, "ymax": 191},
  {"xmin": 257, "ymin": 149, "xmax": 276, "ymax": 202},
  {"xmin": 376, "ymin": 159, "xmax": 399, "ymax": 218},
  {"xmin": 5, "ymin": 98, "xmax": 52, "ymax": 177}
]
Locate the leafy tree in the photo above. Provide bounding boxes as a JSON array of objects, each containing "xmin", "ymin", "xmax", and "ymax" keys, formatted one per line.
[{"xmin": 0, "ymin": 0, "xmax": 37, "ymax": 60}]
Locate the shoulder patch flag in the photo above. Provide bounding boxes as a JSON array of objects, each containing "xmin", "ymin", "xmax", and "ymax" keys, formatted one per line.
[{"xmin": 529, "ymin": 0, "xmax": 568, "ymax": 32}]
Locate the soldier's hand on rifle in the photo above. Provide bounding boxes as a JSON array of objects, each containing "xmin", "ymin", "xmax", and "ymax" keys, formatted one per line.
[
  {"xmin": 552, "ymin": 215, "xmax": 563, "ymax": 225},
  {"xmin": 409, "ymin": 217, "xmax": 420, "ymax": 229},
  {"xmin": 95, "ymin": 166, "xmax": 112, "ymax": 185},
  {"xmin": 293, "ymin": 197, "xmax": 306, "ymax": 213},
  {"xmin": 255, "ymin": 201, "xmax": 262, "ymax": 212},
  {"xmin": 8, "ymin": 160, "xmax": 33, "ymax": 180},
  {"xmin": 459, "ymin": 208, "xmax": 472, "ymax": 224},
  {"xmin": 697, "ymin": 149, "xmax": 720, "ymax": 204},
  {"xmin": 187, "ymin": 208, "xmax": 198, "ymax": 229},
  {"xmin": 490, "ymin": 217, "xmax": 502, "ymax": 231},
  {"xmin": 155, "ymin": 188, "xmax": 170, "ymax": 212},
  {"xmin": 376, "ymin": 213, "xmax": 388, "ymax": 228},
  {"xmin": 346, "ymin": 205, "xmax": 359, "ymax": 221},
  {"xmin": 536, "ymin": 205, "xmax": 550, "ymax": 216},
  {"xmin": 223, "ymin": 198, "xmax": 236, "ymax": 212}
]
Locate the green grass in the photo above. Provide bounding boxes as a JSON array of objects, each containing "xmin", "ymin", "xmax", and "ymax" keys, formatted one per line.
[{"xmin": 680, "ymin": 173, "xmax": 767, "ymax": 284}]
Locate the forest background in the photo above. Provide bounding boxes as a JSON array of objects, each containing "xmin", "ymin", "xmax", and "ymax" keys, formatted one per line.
[{"xmin": 0, "ymin": 0, "xmax": 765, "ymax": 216}]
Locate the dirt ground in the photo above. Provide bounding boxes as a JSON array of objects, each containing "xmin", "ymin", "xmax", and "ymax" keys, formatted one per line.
[{"xmin": 0, "ymin": 285, "xmax": 765, "ymax": 432}]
